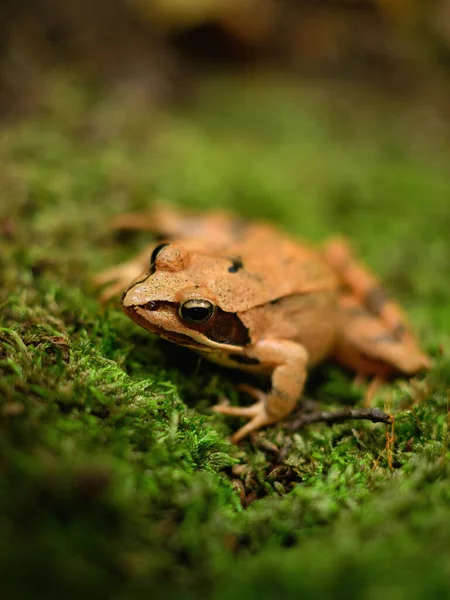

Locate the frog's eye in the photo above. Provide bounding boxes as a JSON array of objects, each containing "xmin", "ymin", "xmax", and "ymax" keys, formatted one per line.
[
  {"xmin": 150, "ymin": 243, "xmax": 169, "ymax": 267},
  {"xmin": 179, "ymin": 299, "xmax": 215, "ymax": 324}
]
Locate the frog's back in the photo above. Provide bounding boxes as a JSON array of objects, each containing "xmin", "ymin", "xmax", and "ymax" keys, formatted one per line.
[
  {"xmin": 218, "ymin": 222, "xmax": 338, "ymax": 307},
  {"xmin": 222, "ymin": 223, "xmax": 339, "ymax": 362}
]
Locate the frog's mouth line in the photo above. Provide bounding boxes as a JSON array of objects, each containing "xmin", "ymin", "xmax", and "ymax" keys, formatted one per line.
[
  {"xmin": 161, "ymin": 329, "xmax": 214, "ymax": 351},
  {"xmin": 124, "ymin": 304, "xmax": 214, "ymax": 351}
]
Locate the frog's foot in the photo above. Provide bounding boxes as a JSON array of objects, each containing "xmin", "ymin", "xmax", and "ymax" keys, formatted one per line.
[
  {"xmin": 214, "ymin": 341, "xmax": 309, "ymax": 443},
  {"xmin": 93, "ymin": 245, "xmax": 154, "ymax": 303},
  {"xmin": 213, "ymin": 384, "xmax": 277, "ymax": 443},
  {"xmin": 213, "ymin": 399, "xmax": 276, "ymax": 444},
  {"xmin": 93, "ymin": 262, "xmax": 145, "ymax": 303}
]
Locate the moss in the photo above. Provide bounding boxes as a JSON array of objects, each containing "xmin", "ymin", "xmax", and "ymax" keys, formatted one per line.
[{"xmin": 1, "ymin": 75, "xmax": 449, "ymax": 599}]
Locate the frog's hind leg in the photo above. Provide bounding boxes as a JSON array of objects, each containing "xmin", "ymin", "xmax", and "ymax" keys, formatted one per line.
[
  {"xmin": 331, "ymin": 294, "xmax": 428, "ymax": 378},
  {"xmin": 323, "ymin": 238, "xmax": 430, "ymax": 379},
  {"xmin": 108, "ymin": 203, "xmax": 185, "ymax": 235},
  {"xmin": 324, "ymin": 238, "xmax": 417, "ymax": 347},
  {"xmin": 109, "ymin": 203, "xmax": 246, "ymax": 247}
]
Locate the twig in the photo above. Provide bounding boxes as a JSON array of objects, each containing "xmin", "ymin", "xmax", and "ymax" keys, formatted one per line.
[{"xmin": 286, "ymin": 406, "xmax": 393, "ymax": 431}]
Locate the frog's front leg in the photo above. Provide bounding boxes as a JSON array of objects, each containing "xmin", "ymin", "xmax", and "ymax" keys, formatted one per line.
[
  {"xmin": 213, "ymin": 340, "xmax": 309, "ymax": 443},
  {"xmin": 93, "ymin": 245, "xmax": 155, "ymax": 302}
]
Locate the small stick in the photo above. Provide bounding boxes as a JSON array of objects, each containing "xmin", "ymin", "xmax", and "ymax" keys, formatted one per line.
[{"xmin": 286, "ymin": 406, "xmax": 393, "ymax": 431}]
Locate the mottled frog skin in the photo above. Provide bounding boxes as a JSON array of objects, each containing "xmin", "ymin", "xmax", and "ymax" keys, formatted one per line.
[{"xmin": 95, "ymin": 205, "xmax": 430, "ymax": 443}]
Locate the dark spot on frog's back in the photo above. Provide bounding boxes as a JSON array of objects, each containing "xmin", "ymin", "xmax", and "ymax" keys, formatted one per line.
[
  {"xmin": 343, "ymin": 304, "xmax": 369, "ymax": 318},
  {"xmin": 228, "ymin": 257, "xmax": 244, "ymax": 273},
  {"xmin": 365, "ymin": 287, "xmax": 388, "ymax": 315},
  {"xmin": 393, "ymin": 323, "xmax": 407, "ymax": 340},
  {"xmin": 369, "ymin": 333, "xmax": 400, "ymax": 344}
]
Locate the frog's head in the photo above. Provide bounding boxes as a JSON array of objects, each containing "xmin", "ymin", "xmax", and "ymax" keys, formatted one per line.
[{"xmin": 121, "ymin": 243, "xmax": 250, "ymax": 351}]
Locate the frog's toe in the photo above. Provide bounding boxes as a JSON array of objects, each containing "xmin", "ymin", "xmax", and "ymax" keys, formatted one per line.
[
  {"xmin": 212, "ymin": 401, "xmax": 264, "ymax": 418},
  {"xmin": 212, "ymin": 401, "xmax": 275, "ymax": 443},
  {"xmin": 230, "ymin": 409, "xmax": 276, "ymax": 444},
  {"xmin": 98, "ymin": 281, "xmax": 127, "ymax": 303},
  {"xmin": 94, "ymin": 262, "xmax": 144, "ymax": 302}
]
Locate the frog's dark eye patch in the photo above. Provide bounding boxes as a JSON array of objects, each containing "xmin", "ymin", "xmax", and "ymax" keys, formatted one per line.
[
  {"xmin": 228, "ymin": 257, "xmax": 243, "ymax": 273},
  {"xmin": 179, "ymin": 299, "xmax": 215, "ymax": 324},
  {"xmin": 150, "ymin": 243, "xmax": 170, "ymax": 270}
]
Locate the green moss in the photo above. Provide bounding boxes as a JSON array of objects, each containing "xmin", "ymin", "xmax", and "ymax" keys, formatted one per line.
[{"xmin": 1, "ymin": 75, "xmax": 449, "ymax": 599}]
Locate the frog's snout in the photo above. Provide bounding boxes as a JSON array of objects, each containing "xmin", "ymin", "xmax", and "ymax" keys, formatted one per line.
[{"xmin": 122, "ymin": 283, "xmax": 152, "ymax": 309}]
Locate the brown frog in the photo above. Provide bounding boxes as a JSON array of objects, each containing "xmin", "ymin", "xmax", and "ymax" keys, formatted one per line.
[{"xmin": 95, "ymin": 204, "xmax": 430, "ymax": 443}]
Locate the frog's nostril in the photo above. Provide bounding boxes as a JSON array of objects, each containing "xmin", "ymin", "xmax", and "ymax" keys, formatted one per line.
[{"xmin": 142, "ymin": 301, "xmax": 157, "ymax": 311}]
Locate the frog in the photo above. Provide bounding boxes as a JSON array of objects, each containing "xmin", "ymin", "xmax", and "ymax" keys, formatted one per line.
[{"xmin": 95, "ymin": 204, "xmax": 430, "ymax": 443}]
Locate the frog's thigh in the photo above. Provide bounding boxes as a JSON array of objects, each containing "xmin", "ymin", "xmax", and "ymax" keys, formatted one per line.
[
  {"xmin": 333, "ymin": 295, "xmax": 428, "ymax": 376},
  {"xmin": 323, "ymin": 237, "xmax": 412, "ymax": 341},
  {"xmin": 324, "ymin": 238, "xmax": 429, "ymax": 375},
  {"xmin": 215, "ymin": 340, "xmax": 308, "ymax": 443}
]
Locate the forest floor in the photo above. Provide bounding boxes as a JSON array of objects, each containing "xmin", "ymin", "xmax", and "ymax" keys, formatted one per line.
[{"xmin": 1, "ymin": 74, "xmax": 450, "ymax": 599}]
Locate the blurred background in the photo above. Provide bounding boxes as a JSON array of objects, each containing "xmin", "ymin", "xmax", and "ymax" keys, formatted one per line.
[{"xmin": 2, "ymin": 0, "xmax": 450, "ymax": 116}]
